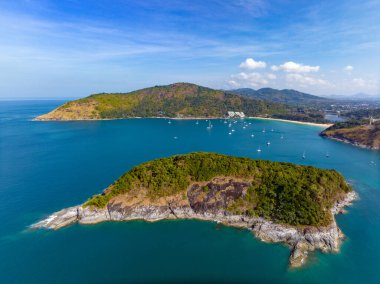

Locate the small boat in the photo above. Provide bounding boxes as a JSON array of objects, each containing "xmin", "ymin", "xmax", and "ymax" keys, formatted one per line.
[
  {"xmin": 228, "ymin": 132, "xmax": 232, "ymax": 135},
  {"xmin": 267, "ymin": 141, "xmax": 271, "ymax": 146},
  {"xmin": 196, "ymin": 120, "xmax": 199, "ymax": 125},
  {"xmin": 326, "ymin": 151, "xmax": 329, "ymax": 158},
  {"xmin": 280, "ymin": 135, "xmax": 284, "ymax": 139},
  {"xmin": 232, "ymin": 129, "xmax": 235, "ymax": 132},
  {"xmin": 174, "ymin": 136, "xmax": 178, "ymax": 139},
  {"xmin": 271, "ymin": 128, "xmax": 274, "ymax": 132},
  {"xmin": 168, "ymin": 120, "xmax": 171, "ymax": 124},
  {"xmin": 302, "ymin": 151, "xmax": 306, "ymax": 159},
  {"xmin": 257, "ymin": 147, "xmax": 262, "ymax": 153},
  {"xmin": 251, "ymin": 134, "xmax": 255, "ymax": 138},
  {"xmin": 206, "ymin": 120, "xmax": 213, "ymax": 129},
  {"xmin": 262, "ymin": 128, "xmax": 266, "ymax": 133},
  {"xmin": 243, "ymin": 126, "xmax": 246, "ymax": 129}
]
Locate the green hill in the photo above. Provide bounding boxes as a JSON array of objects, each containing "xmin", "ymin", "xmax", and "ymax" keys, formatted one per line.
[
  {"xmin": 229, "ymin": 87, "xmax": 330, "ymax": 105},
  {"xmin": 85, "ymin": 152, "xmax": 351, "ymax": 226},
  {"xmin": 35, "ymin": 83, "xmax": 288, "ymax": 120}
]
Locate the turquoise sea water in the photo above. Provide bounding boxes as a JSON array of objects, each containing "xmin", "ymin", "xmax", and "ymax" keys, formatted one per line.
[{"xmin": 1, "ymin": 100, "xmax": 380, "ymax": 283}]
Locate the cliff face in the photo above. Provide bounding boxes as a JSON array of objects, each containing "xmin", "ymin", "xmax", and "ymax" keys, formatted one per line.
[{"xmin": 31, "ymin": 177, "xmax": 357, "ymax": 268}]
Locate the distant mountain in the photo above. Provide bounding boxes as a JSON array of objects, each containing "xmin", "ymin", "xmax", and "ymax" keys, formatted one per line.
[{"xmin": 228, "ymin": 88, "xmax": 330, "ymax": 105}]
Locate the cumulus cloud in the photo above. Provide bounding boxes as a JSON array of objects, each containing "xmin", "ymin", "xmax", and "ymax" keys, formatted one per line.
[
  {"xmin": 229, "ymin": 72, "xmax": 276, "ymax": 87},
  {"xmin": 271, "ymin": 61, "xmax": 320, "ymax": 73},
  {"xmin": 344, "ymin": 65, "xmax": 354, "ymax": 72},
  {"xmin": 239, "ymin": 58, "xmax": 267, "ymax": 69},
  {"xmin": 286, "ymin": 73, "xmax": 329, "ymax": 86}
]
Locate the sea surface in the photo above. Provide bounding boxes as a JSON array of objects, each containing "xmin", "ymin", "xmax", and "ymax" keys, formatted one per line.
[{"xmin": 1, "ymin": 100, "xmax": 379, "ymax": 283}]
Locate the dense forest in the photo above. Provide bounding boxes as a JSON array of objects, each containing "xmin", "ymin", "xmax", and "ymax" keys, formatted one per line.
[{"xmin": 85, "ymin": 152, "xmax": 351, "ymax": 226}]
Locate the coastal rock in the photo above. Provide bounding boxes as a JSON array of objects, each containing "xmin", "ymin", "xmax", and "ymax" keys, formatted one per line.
[{"xmin": 31, "ymin": 191, "xmax": 357, "ymax": 268}]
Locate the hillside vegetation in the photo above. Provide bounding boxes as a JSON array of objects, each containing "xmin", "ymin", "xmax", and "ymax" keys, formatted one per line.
[
  {"xmin": 35, "ymin": 83, "xmax": 329, "ymax": 122},
  {"xmin": 321, "ymin": 120, "xmax": 380, "ymax": 149},
  {"xmin": 36, "ymin": 83, "xmax": 288, "ymax": 120},
  {"xmin": 229, "ymin": 87, "xmax": 330, "ymax": 105},
  {"xmin": 85, "ymin": 152, "xmax": 351, "ymax": 226}
]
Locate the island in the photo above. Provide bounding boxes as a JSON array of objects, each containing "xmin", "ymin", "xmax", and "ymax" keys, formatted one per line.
[
  {"xmin": 32, "ymin": 152, "xmax": 356, "ymax": 268},
  {"xmin": 34, "ymin": 82, "xmax": 328, "ymax": 123},
  {"xmin": 320, "ymin": 119, "xmax": 380, "ymax": 150}
]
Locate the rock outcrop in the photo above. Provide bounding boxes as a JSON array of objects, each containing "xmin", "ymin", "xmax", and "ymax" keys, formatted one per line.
[{"xmin": 31, "ymin": 186, "xmax": 357, "ymax": 268}]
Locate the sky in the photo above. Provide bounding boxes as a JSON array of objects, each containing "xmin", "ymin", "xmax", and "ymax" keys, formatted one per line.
[{"xmin": 0, "ymin": 0, "xmax": 379, "ymax": 99}]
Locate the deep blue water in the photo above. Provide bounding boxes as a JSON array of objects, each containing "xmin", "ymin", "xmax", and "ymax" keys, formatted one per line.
[{"xmin": 0, "ymin": 100, "xmax": 379, "ymax": 283}]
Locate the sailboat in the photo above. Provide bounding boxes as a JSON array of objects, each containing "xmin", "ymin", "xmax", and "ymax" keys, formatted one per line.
[
  {"xmin": 195, "ymin": 120, "xmax": 199, "ymax": 125},
  {"xmin": 206, "ymin": 120, "xmax": 212, "ymax": 129},
  {"xmin": 326, "ymin": 151, "xmax": 329, "ymax": 158},
  {"xmin": 302, "ymin": 151, "xmax": 306, "ymax": 159},
  {"xmin": 168, "ymin": 120, "xmax": 171, "ymax": 124},
  {"xmin": 262, "ymin": 128, "xmax": 266, "ymax": 133}
]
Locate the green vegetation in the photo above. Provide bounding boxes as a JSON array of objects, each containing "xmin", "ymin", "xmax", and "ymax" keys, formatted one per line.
[
  {"xmin": 229, "ymin": 87, "xmax": 329, "ymax": 105},
  {"xmin": 321, "ymin": 120, "xmax": 380, "ymax": 149},
  {"xmin": 85, "ymin": 152, "xmax": 351, "ymax": 226},
  {"xmin": 37, "ymin": 83, "xmax": 323, "ymax": 121}
]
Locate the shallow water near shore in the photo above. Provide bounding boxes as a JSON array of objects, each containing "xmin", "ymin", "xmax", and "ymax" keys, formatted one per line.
[{"xmin": 1, "ymin": 100, "xmax": 380, "ymax": 283}]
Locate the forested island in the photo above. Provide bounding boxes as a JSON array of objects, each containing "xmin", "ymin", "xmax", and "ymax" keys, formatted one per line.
[
  {"xmin": 33, "ymin": 152, "xmax": 356, "ymax": 267},
  {"xmin": 35, "ymin": 83, "xmax": 327, "ymax": 123}
]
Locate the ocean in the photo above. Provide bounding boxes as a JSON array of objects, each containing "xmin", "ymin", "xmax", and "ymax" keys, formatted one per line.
[{"xmin": 0, "ymin": 100, "xmax": 379, "ymax": 283}]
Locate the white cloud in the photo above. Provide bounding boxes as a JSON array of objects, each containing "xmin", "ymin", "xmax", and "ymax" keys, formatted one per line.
[
  {"xmin": 229, "ymin": 72, "xmax": 276, "ymax": 87},
  {"xmin": 267, "ymin": 73, "xmax": 276, "ymax": 80},
  {"xmin": 344, "ymin": 65, "xmax": 354, "ymax": 72},
  {"xmin": 272, "ymin": 61, "xmax": 320, "ymax": 73},
  {"xmin": 352, "ymin": 78, "xmax": 377, "ymax": 89},
  {"xmin": 286, "ymin": 73, "xmax": 329, "ymax": 86},
  {"xmin": 239, "ymin": 58, "xmax": 267, "ymax": 69},
  {"xmin": 228, "ymin": 80, "xmax": 240, "ymax": 88}
]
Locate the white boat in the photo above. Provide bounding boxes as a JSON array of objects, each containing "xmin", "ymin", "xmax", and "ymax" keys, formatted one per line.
[
  {"xmin": 257, "ymin": 147, "xmax": 262, "ymax": 152},
  {"xmin": 326, "ymin": 151, "xmax": 329, "ymax": 158},
  {"xmin": 302, "ymin": 151, "xmax": 306, "ymax": 159},
  {"xmin": 206, "ymin": 120, "xmax": 213, "ymax": 129},
  {"xmin": 196, "ymin": 120, "xmax": 199, "ymax": 125},
  {"xmin": 251, "ymin": 134, "xmax": 255, "ymax": 137},
  {"xmin": 228, "ymin": 132, "xmax": 232, "ymax": 135},
  {"xmin": 267, "ymin": 141, "xmax": 271, "ymax": 146},
  {"xmin": 280, "ymin": 135, "xmax": 284, "ymax": 139},
  {"xmin": 168, "ymin": 120, "xmax": 171, "ymax": 124},
  {"xmin": 262, "ymin": 128, "xmax": 266, "ymax": 133}
]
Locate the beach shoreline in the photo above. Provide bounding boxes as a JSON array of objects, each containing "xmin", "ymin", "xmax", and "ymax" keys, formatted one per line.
[{"xmin": 34, "ymin": 115, "xmax": 333, "ymax": 127}]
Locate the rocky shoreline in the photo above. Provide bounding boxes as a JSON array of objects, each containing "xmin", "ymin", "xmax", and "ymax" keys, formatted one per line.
[
  {"xmin": 322, "ymin": 135, "xmax": 379, "ymax": 150},
  {"xmin": 31, "ymin": 191, "xmax": 357, "ymax": 268}
]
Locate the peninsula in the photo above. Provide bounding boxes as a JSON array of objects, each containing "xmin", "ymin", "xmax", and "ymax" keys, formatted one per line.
[
  {"xmin": 32, "ymin": 152, "xmax": 356, "ymax": 267},
  {"xmin": 34, "ymin": 83, "xmax": 327, "ymax": 123},
  {"xmin": 321, "ymin": 120, "xmax": 380, "ymax": 150}
]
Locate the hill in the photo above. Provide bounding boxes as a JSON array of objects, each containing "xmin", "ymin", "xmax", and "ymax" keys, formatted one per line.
[
  {"xmin": 229, "ymin": 87, "xmax": 329, "ymax": 105},
  {"xmin": 321, "ymin": 120, "xmax": 380, "ymax": 150},
  {"xmin": 35, "ymin": 83, "xmax": 288, "ymax": 120},
  {"xmin": 34, "ymin": 83, "xmax": 328, "ymax": 123},
  {"xmin": 32, "ymin": 152, "xmax": 355, "ymax": 267}
]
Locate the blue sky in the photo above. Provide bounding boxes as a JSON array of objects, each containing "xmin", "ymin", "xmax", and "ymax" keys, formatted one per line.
[{"xmin": 0, "ymin": 0, "xmax": 379, "ymax": 98}]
